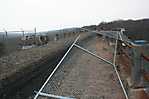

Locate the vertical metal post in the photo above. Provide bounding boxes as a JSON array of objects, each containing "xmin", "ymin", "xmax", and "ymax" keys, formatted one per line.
[
  {"xmin": 113, "ymin": 32, "xmax": 118, "ymax": 65},
  {"xmin": 5, "ymin": 31, "xmax": 8, "ymax": 38},
  {"xmin": 113, "ymin": 32, "xmax": 129, "ymax": 99},
  {"xmin": 3, "ymin": 29, "xmax": 8, "ymax": 39},
  {"xmin": 34, "ymin": 27, "xmax": 36, "ymax": 36},
  {"xmin": 34, "ymin": 27, "xmax": 36, "ymax": 45},
  {"xmin": 21, "ymin": 29, "xmax": 25, "ymax": 47}
]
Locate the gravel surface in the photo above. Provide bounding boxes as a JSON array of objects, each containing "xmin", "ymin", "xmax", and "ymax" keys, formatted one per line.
[
  {"xmin": 37, "ymin": 34, "xmax": 125, "ymax": 99},
  {"xmin": 0, "ymin": 32, "xmax": 95, "ymax": 99}
]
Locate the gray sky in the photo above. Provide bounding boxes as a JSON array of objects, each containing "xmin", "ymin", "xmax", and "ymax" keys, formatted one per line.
[{"xmin": 0, "ymin": 0, "xmax": 149, "ymax": 31}]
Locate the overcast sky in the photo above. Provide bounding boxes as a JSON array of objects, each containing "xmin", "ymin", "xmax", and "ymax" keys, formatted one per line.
[{"xmin": 0, "ymin": 0, "xmax": 149, "ymax": 31}]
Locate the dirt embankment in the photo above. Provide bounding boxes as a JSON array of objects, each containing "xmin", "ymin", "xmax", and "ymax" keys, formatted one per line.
[
  {"xmin": 0, "ymin": 36, "xmax": 76, "ymax": 98},
  {"xmin": 0, "ymin": 32, "xmax": 91, "ymax": 99}
]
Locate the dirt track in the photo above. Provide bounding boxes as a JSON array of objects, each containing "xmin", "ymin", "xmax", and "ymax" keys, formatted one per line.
[{"xmin": 39, "ymin": 34, "xmax": 125, "ymax": 99}]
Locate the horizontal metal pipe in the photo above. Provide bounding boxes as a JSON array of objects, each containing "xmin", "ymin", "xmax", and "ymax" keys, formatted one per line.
[
  {"xmin": 38, "ymin": 92, "xmax": 75, "ymax": 99},
  {"xmin": 74, "ymin": 44, "xmax": 113, "ymax": 65}
]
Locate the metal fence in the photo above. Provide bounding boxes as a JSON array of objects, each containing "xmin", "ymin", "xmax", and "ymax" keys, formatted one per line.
[{"xmin": 34, "ymin": 30, "xmax": 129, "ymax": 99}]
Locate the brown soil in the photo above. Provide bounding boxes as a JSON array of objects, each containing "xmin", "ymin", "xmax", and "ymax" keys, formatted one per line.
[{"xmin": 39, "ymin": 34, "xmax": 125, "ymax": 99}]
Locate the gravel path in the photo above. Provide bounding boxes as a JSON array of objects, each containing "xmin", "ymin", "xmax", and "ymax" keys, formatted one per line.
[{"xmin": 38, "ymin": 34, "xmax": 125, "ymax": 99}]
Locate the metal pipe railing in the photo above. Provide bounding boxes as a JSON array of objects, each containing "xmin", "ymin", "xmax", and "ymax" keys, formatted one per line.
[
  {"xmin": 74, "ymin": 44, "xmax": 113, "ymax": 65},
  {"xmin": 37, "ymin": 92, "xmax": 75, "ymax": 99},
  {"xmin": 112, "ymin": 32, "xmax": 129, "ymax": 99},
  {"xmin": 34, "ymin": 35, "xmax": 80, "ymax": 99}
]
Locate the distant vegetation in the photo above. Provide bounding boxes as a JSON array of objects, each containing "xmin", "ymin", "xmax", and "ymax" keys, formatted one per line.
[{"xmin": 83, "ymin": 19, "xmax": 149, "ymax": 41}]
